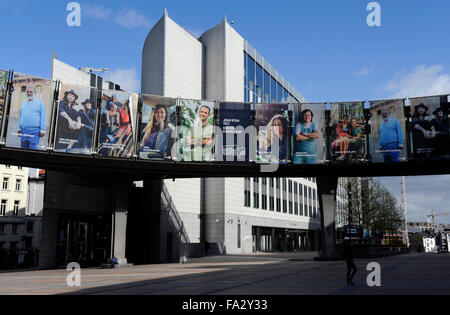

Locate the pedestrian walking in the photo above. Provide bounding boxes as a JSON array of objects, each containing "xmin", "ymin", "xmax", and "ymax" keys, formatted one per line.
[{"xmin": 343, "ymin": 240, "xmax": 357, "ymax": 285}]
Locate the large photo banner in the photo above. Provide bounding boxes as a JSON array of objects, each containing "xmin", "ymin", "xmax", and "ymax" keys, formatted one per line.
[
  {"xmin": 218, "ymin": 102, "xmax": 252, "ymax": 162},
  {"xmin": 329, "ymin": 102, "xmax": 366, "ymax": 162},
  {"xmin": 5, "ymin": 73, "xmax": 55, "ymax": 151},
  {"xmin": 176, "ymin": 99, "xmax": 215, "ymax": 162},
  {"xmin": 0, "ymin": 70, "xmax": 7, "ymax": 123},
  {"xmin": 369, "ymin": 99, "xmax": 407, "ymax": 163},
  {"xmin": 255, "ymin": 103, "xmax": 289, "ymax": 164},
  {"xmin": 139, "ymin": 95, "xmax": 177, "ymax": 160},
  {"xmin": 409, "ymin": 96, "xmax": 449, "ymax": 160},
  {"xmin": 292, "ymin": 103, "xmax": 326, "ymax": 164},
  {"xmin": 98, "ymin": 90, "xmax": 138, "ymax": 158},
  {"xmin": 54, "ymin": 83, "xmax": 97, "ymax": 154}
]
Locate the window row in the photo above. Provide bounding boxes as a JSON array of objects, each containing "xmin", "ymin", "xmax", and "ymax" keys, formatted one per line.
[
  {"xmin": 2, "ymin": 177, "xmax": 23, "ymax": 191},
  {"xmin": 244, "ymin": 52, "xmax": 298, "ymax": 104},
  {"xmin": 244, "ymin": 177, "xmax": 319, "ymax": 218},
  {"xmin": 0, "ymin": 199, "xmax": 21, "ymax": 216}
]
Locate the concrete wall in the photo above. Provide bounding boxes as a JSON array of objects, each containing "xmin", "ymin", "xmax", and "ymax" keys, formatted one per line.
[
  {"xmin": 142, "ymin": 16, "xmax": 165, "ymax": 96},
  {"xmin": 164, "ymin": 178, "xmax": 201, "ymax": 243},
  {"xmin": 201, "ymin": 23, "xmax": 225, "ymax": 101},
  {"xmin": 201, "ymin": 19, "xmax": 245, "ymax": 102},
  {"xmin": 224, "ymin": 22, "xmax": 244, "ymax": 102},
  {"xmin": 164, "ymin": 17, "xmax": 202, "ymax": 99},
  {"xmin": 51, "ymin": 58, "xmax": 90, "ymax": 86}
]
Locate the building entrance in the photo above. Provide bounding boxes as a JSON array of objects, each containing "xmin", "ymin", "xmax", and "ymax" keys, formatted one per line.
[{"xmin": 56, "ymin": 214, "xmax": 111, "ymax": 267}]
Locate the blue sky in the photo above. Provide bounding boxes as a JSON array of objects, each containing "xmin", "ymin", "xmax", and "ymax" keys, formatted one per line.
[{"xmin": 1, "ymin": 0, "xmax": 450, "ymax": 223}]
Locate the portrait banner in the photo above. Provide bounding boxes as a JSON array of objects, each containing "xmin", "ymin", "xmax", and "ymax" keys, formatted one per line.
[
  {"xmin": 176, "ymin": 99, "xmax": 215, "ymax": 162},
  {"xmin": 255, "ymin": 103, "xmax": 289, "ymax": 164},
  {"xmin": 54, "ymin": 83, "xmax": 97, "ymax": 155},
  {"xmin": 5, "ymin": 73, "xmax": 56, "ymax": 151},
  {"xmin": 217, "ymin": 102, "xmax": 252, "ymax": 162},
  {"xmin": 409, "ymin": 96, "xmax": 449, "ymax": 160},
  {"xmin": 369, "ymin": 99, "xmax": 407, "ymax": 163},
  {"xmin": 0, "ymin": 69, "xmax": 7, "ymax": 123},
  {"xmin": 98, "ymin": 90, "xmax": 138, "ymax": 158},
  {"xmin": 329, "ymin": 102, "xmax": 366, "ymax": 163},
  {"xmin": 292, "ymin": 103, "xmax": 326, "ymax": 164},
  {"xmin": 139, "ymin": 94, "xmax": 177, "ymax": 161}
]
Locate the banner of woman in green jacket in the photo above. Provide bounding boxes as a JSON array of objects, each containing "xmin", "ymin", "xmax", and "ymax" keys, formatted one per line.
[{"xmin": 176, "ymin": 99, "xmax": 215, "ymax": 162}]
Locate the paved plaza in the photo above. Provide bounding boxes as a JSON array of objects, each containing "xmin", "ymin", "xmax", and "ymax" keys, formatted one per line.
[{"xmin": 0, "ymin": 252, "xmax": 449, "ymax": 295}]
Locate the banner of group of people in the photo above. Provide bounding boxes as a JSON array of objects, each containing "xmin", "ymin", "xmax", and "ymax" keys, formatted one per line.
[{"xmin": 1, "ymin": 71, "xmax": 449, "ymax": 165}]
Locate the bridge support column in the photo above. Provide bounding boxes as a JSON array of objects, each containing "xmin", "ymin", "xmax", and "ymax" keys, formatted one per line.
[
  {"xmin": 111, "ymin": 181, "xmax": 130, "ymax": 265},
  {"xmin": 315, "ymin": 176, "xmax": 339, "ymax": 260}
]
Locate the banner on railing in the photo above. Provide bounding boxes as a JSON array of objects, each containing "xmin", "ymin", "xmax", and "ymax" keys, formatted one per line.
[
  {"xmin": 369, "ymin": 99, "xmax": 407, "ymax": 163},
  {"xmin": 139, "ymin": 94, "xmax": 177, "ymax": 161},
  {"xmin": 176, "ymin": 99, "xmax": 215, "ymax": 162},
  {"xmin": 409, "ymin": 96, "xmax": 450, "ymax": 161},
  {"xmin": 292, "ymin": 103, "xmax": 326, "ymax": 164},
  {"xmin": 5, "ymin": 73, "xmax": 56, "ymax": 151},
  {"xmin": 54, "ymin": 83, "xmax": 97, "ymax": 155},
  {"xmin": 329, "ymin": 102, "xmax": 367, "ymax": 163},
  {"xmin": 217, "ymin": 102, "xmax": 252, "ymax": 162},
  {"xmin": 98, "ymin": 90, "xmax": 138, "ymax": 158},
  {"xmin": 255, "ymin": 103, "xmax": 289, "ymax": 164}
]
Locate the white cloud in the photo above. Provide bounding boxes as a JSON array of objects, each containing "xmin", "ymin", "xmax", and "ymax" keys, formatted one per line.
[
  {"xmin": 384, "ymin": 65, "xmax": 450, "ymax": 98},
  {"xmin": 354, "ymin": 65, "xmax": 375, "ymax": 77},
  {"xmin": 114, "ymin": 9, "xmax": 152, "ymax": 29},
  {"xmin": 107, "ymin": 68, "xmax": 140, "ymax": 92},
  {"xmin": 84, "ymin": 5, "xmax": 151, "ymax": 29},
  {"xmin": 84, "ymin": 5, "xmax": 113, "ymax": 20}
]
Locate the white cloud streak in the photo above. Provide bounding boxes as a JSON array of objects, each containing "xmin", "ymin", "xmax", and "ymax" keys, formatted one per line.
[
  {"xmin": 84, "ymin": 5, "xmax": 113, "ymax": 20},
  {"xmin": 84, "ymin": 5, "xmax": 152, "ymax": 29},
  {"xmin": 384, "ymin": 65, "xmax": 450, "ymax": 98},
  {"xmin": 354, "ymin": 65, "xmax": 375, "ymax": 77},
  {"xmin": 107, "ymin": 67, "xmax": 140, "ymax": 92},
  {"xmin": 114, "ymin": 9, "xmax": 152, "ymax": 29}
]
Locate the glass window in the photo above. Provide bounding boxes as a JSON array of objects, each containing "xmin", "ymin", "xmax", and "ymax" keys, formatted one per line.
[
  {"xmin": 247, "ymin": 55, "xmax": 255, "ymax": 93},
  {"xmin": 0, "ymin": 200, "xmax": 6, "ymax": 216},
  {"xmin": 13, "ymin": 201, "xmax": 19, "ymax": 216},
  {"xmin": 12, "ymin": 224, "xmax": 18, "ymax": 234},
  {"xmin": 2, "ymin": 177, "xmax": 9, "ymax": 190},
  {"xmin": 27, "ymin": 221, "xmax": 34, "ymax": 233},
  {"xmin": 271, "ymin": 76, "xmax": 277, "ymax": 103},
  {"xmin": 255, "ymin": 63, "xmax": 263, "ymax": 102},
  {"xmin": 283, "ymin": 88, "xmax": 289, "ymax": 103},
  {"xmin": 277, "ymin": 83, "xmax": 283, "ymax": 103},
  {"xmin": 15, "ymin": 179, "xmax": 21, "ymax": 191},
  {"xmin": 264, "ymin": 71, "xmax": 271, "ymax": 102}
]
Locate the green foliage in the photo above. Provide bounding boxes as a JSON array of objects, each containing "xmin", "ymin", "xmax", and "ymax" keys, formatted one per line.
[{"xmin": 343, "ymin": 177, "xmax": 404, "ymax": 245}]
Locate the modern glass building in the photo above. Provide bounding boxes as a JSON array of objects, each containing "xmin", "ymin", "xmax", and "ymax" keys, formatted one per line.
[{"xmin": 142, "ymin": 11, "xmax": 320, "ymax": 256}]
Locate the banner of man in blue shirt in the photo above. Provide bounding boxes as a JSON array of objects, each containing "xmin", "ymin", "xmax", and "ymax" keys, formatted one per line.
[
  {"xmin": 17, "ymin": 85, "xmax": 47, "ymax": 150},
  {"xmin": 378, "ymin": 107, "xmax": 404, "ymax": 163}
]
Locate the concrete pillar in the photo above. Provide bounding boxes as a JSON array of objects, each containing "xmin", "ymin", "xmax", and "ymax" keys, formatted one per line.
[
  {"xmin": 111, "ymin": 181, "xmax": 130, "ymax": 264},
  {"xmin": 316, "ymin": 176, "xmax": 339, "ymax": 259},
  {"xmin": 143, "ymin": 179, "xmax": 162, "ymax": 263}
]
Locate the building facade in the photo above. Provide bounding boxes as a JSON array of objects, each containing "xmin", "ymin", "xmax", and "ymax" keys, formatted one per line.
[{"xmin": 142, "ymin": 11, "xmax": 320, "ymax": 256}]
